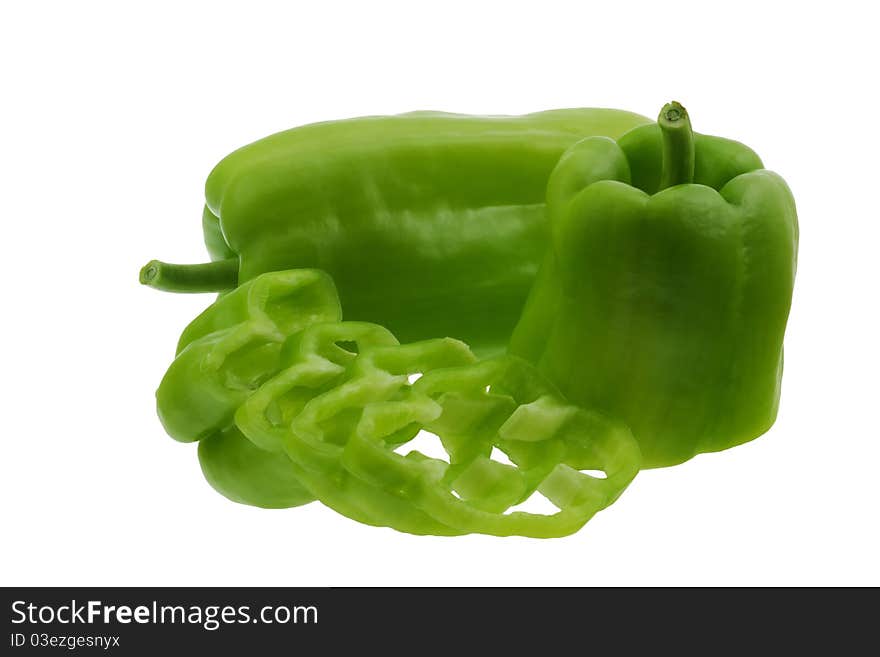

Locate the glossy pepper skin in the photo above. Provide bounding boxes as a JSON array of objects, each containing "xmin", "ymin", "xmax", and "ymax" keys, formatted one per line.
[
  {"xmin": 141, "ymin": 108, "xmax": 650, "ymax": 355},
  {"xmin": 510, "ymin": 103, "xmax": 798, "ymax": 468}
]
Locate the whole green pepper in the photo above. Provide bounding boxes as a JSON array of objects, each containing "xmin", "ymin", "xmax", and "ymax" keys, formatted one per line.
[
  {"xmin": 510, "ymin": 102, "xmax": 798, "ymax": 467},
  {"xmin": 140, "ymin": 108, "xmax": 649, "ymax": 355}
]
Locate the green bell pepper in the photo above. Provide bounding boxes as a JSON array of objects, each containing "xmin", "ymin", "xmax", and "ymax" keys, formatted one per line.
[
  {"xmin": 510, "ymin": 102, "xmax": 798, "ymax": 467},
  {"xmin": 140, "ymin": 108, "xmax": 649, "ymax": 355},
  {"xmin": 156, "ymin": 268, "xmax": 341, "ymax": 507}
]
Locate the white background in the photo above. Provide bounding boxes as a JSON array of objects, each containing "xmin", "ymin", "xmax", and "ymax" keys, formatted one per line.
[{"xmin": 2, "ymin": 1, "xmax": 877, "ymax": 586}]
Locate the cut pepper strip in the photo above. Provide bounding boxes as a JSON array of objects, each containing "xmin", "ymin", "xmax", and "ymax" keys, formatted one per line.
[
  {"xmin": 155, "ymin": 269, "xmax": 341, "ymax": 509},
  {"xmin": 329, "ymin": 350, "xmax": 639, "ymax": 537},
  {"xmin": 157, "ymin": 268, "xmax": 341, "ymax": 443},
  {"xmin": 235, "ymin": 322, "xmax": 469, "ymax": 535},
  {"xmin": 236, "ymin": 321, "xmax": 640, "ymax": 537}
]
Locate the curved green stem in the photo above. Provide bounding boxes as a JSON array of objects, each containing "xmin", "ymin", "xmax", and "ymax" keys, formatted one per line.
[
  {"xmin": 139, "ymin": 258, "xmax": 238, "ymax": 293},
  {"xmin": 658, "ymin": 101, "xmax": 695, "ymax": 190}
]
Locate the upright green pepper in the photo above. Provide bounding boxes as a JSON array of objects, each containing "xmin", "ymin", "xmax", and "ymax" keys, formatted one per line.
[
  {"xmin": 510, "ymin": 102, "xmax": 798, "ymax": 467},
  {"xmin": 140, "ymin": 108, "xmax": 649, "ymax": 355}
]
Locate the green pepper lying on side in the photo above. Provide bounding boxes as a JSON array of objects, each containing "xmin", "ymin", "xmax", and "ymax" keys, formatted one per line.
[{"xmin": 140, "ymin": 108, "xmax": 649, "ymax": 355}]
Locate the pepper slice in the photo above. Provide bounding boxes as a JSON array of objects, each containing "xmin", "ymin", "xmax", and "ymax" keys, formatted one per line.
[
  {"xmin": 347, "ymin": 356, "xmax": 640, "ymax": 537},
  {"xmin": 235, "ymin": 321, "xmax": 640, "ymax": 537},
  {"xmin": 235, "ymin": 323, "xmax": 471, "ymax": 535},
  {"xmin": 156, "ymin": 269, "xmax": 341, "ymax": 508}
]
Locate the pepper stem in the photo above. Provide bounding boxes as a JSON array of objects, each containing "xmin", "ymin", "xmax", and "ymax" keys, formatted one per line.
[
  {"xmin": 658, "ymin": 101, "xmax": 695, "ymax": 190},
  {"xmin": 139, "ymin": 258, "xmax": 239, "ymax": 293}
]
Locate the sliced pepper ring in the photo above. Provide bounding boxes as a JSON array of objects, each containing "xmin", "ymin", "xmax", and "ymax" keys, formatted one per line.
[
  {"xmin": 236, "ymin": 321, "xmax": 640, "ymax": 537},
  {"xmin": 234, "ymin": 321, "xmax": 400, "ymax": 454},
  {"xmin": 157, "ymin": 268, "xmax": 341, "ymax": 443},
  {"xmin": 155, "ymin": 269, "xmax": 341, "ymax": 509},
  {"xmin": 340, "ymin": 355, "xmax": 640, "ymax": 538},
  {"xmin": 235, "ymin": 322, "xmax": 470, "ymax": 536}
]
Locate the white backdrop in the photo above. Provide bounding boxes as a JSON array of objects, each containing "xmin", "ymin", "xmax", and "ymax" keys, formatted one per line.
[{"xmin": 2, "ymin": 0, "xmax": 877, "ymax": 586}]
